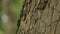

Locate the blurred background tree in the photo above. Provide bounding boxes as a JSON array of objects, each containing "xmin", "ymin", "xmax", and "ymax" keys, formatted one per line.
[{"xmin": 0, "ymin": 0, "xmax": 23, "ymax": 34}]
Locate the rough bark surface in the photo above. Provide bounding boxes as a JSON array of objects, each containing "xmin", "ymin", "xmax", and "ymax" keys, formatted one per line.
[{"xmin": 17, "ymin": 0, "xmax": 60, "ymax": 34}]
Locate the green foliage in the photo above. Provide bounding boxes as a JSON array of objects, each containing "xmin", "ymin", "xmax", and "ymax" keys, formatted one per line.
[
  {"xmin": 10, "ymin": 0, "xmax": 24, "ymax": 34},
  {"xmin": 0, "ymin": 0, "xmax": 2, "ymax": 11},
  {"xmin": 10, "ymin": 0, "xmax": 24, "ymax": 21},
  {"xmin": 0, "ymin": 30, "xmax": 4, "ymax": 34},
  {"xmin": 0, "ymin": 0, "xmax": 24, "ymax": 34}
]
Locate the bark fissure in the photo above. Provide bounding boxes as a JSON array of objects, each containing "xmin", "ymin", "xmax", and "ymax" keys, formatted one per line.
[{"xmin": 17, "ymin": 0, "xmax": 60, "ymax": 34}]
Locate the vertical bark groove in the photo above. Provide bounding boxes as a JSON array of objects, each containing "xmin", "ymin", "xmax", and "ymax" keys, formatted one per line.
[{"xmin": 17, "ymin": 0, "xmax": 60, "ymax": 34}]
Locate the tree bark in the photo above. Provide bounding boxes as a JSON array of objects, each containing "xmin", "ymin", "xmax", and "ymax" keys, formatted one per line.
[{"xmin": 17, "ymin": 0, "xmax": 60, "ymax": 34}]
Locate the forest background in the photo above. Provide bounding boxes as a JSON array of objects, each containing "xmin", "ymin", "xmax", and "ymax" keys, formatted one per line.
[{"xmin": 0, "ymin": 0, "xmax": 23, "ymax": 34}]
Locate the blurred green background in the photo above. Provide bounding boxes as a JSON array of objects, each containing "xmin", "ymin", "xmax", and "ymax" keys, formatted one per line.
[{"xmin": 0, "ymin": 0, "xmax": 24, "ymax": 34}]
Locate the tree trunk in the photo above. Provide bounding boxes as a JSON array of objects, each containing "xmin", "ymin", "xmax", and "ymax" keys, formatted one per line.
[{"xmin": 17, "ymin": 0, "xmax": 60, "ymax": 34}]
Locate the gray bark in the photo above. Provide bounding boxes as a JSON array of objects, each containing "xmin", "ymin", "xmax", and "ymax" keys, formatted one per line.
[{"xmin": 17, "ymin": 0, "xmax": 60, "ymax": 34}]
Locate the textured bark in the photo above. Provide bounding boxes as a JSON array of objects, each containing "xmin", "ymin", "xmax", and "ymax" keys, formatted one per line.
[{"xmin": 17, "ymin": 0, "xmax": 60, "ymax": 34}]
